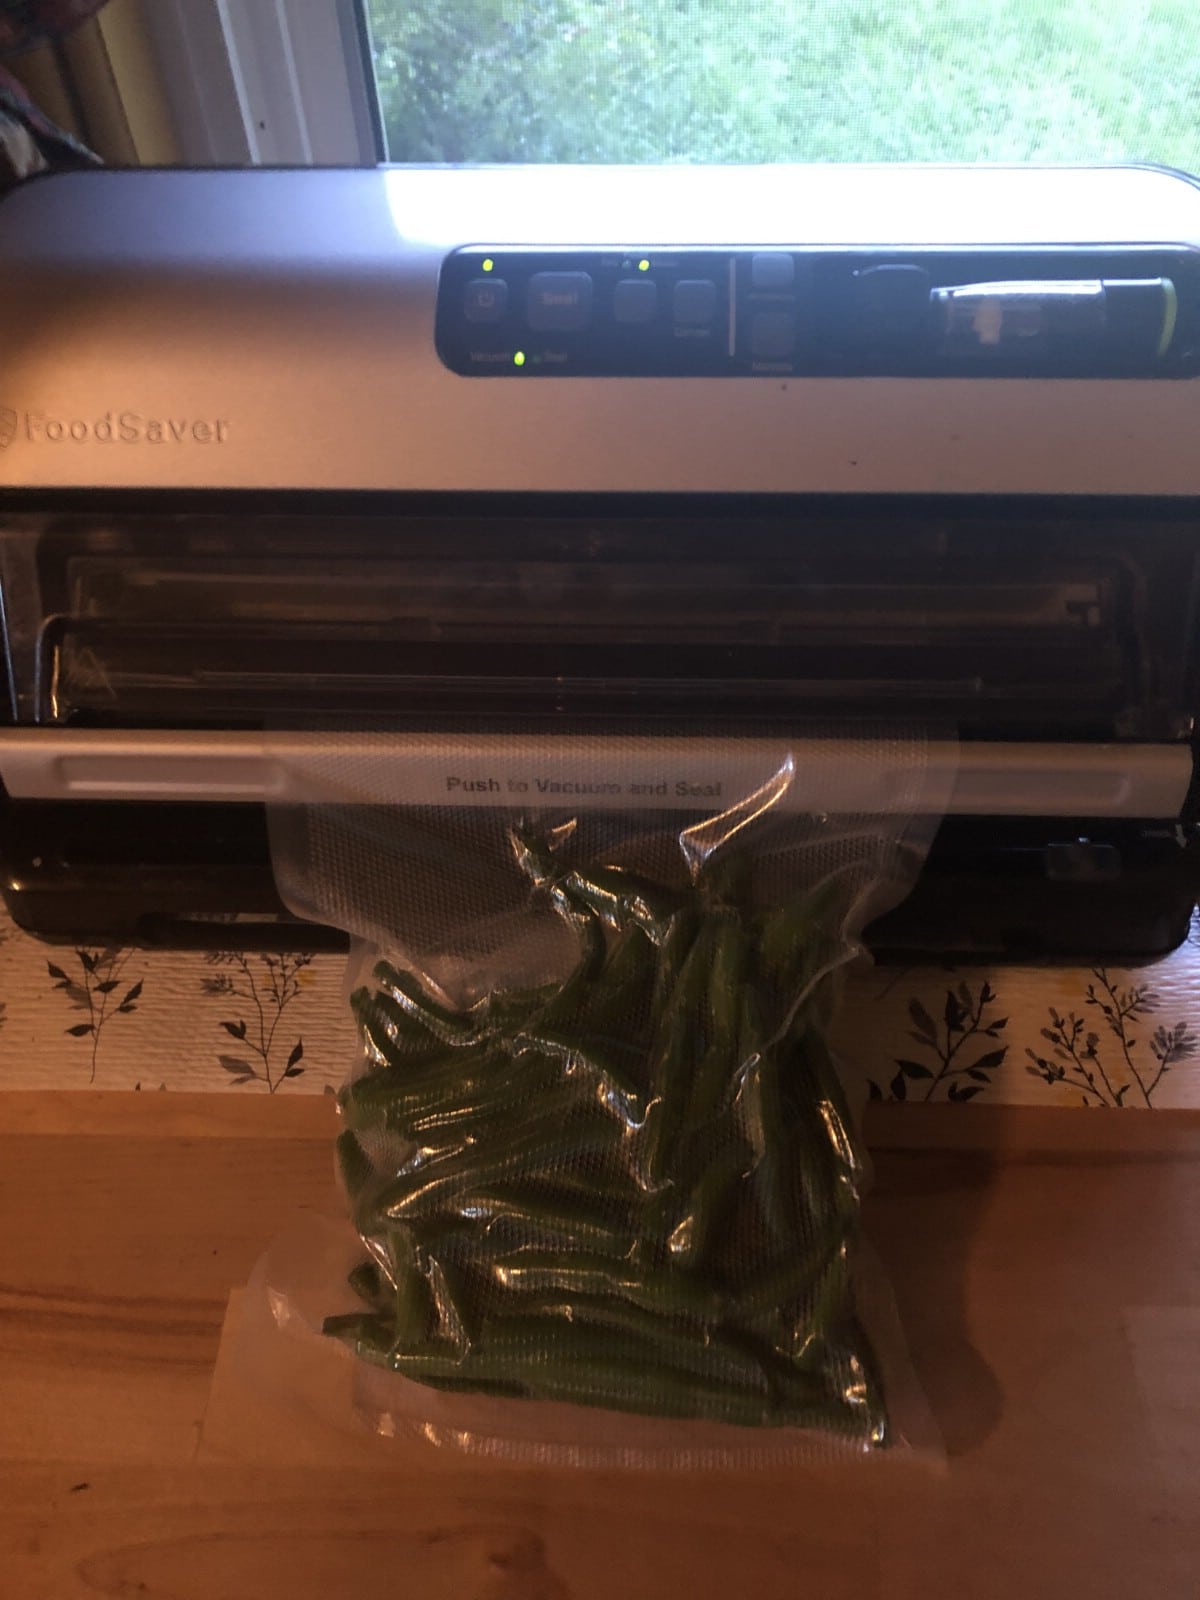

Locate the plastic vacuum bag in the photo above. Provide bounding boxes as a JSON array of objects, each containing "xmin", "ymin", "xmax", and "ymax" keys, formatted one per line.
[{"xmin": 267, "ymin": 725, "xmax": 954, "ymax": 1463}]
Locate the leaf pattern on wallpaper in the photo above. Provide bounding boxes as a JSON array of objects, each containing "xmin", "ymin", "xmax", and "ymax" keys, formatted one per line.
[
  {"xmin": 868, "ymin": 980, "xmax": 1009, "ymax": 1103},
  {"xmin": 201, "ymin": 951, "xmax": 313, "ymax": 1093},
  {"xmin": 4, "ymin": 898, "xmax": 1200, "ymax": 1104},
  {"xmin": 47, "ymin": 949, "xmax": 144, "ymax": 1083},
  {"xmin": 1025, "ymin": 968, "xmax": 1199, "ymax": 1107}
]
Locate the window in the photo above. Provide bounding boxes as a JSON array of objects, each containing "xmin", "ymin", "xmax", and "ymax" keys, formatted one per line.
[
  {"xmin": 361, "ymin": 0, "xmax": 1200, "ymax": 170},
  {"xmin": 61, "ymin": 2, "xmax": 1200, "ymax": 174}
]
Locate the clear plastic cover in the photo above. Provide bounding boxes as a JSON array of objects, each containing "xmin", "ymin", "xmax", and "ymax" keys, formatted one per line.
[
  {"xmin": 267, "ymin": 726, "xmax": 954, "ymax": 1462},
  {"xmin": 5, "ymin": 506, "xmax": 1197, "ymax": 741}
]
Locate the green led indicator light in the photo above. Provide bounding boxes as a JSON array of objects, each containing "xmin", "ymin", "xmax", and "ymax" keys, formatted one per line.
[
  {"xmin": 513, "ymin": 350, "xmax": 526, "ymax": 367},
  {"xmin": 482, "ymin": 257, "xmax": 494, "ymax": 272},
  {"xmin": 638, "ymin": 258, "xmax": 651, "ymax": 272}
]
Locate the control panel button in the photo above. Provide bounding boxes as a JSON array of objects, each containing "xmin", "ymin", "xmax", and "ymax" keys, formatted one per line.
[
  {"xmin": 751, "ymin": 310, "xmax": 795, "ymax": 359},
  {"xmin": 613, "ymin": 277, "xmax": 658, "ymax": 324},
  {"xmin": 464, "ymin": 277, "xmax": 508, "ymax": 323},
  {"xmin": 673, "ymin": 279, "xmax": 718, "ymax": 325},
  {"xmin": 752, "ymin": 252, "xmax": 794, "ymax": 291},
  {"xmin": 527, "ymin": 271, "xmax": 593, "ymax": 331}
]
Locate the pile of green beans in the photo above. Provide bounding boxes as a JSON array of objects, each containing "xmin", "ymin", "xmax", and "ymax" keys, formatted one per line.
[{"xmin": 325, "ymin": 831, "xmax": 888, "ymax": 1444}]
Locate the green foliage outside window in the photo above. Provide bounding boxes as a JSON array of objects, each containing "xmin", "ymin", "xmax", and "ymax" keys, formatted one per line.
[{"xmin": 364, "ymin": 0, "xmax": 1200, "ymax": 171}]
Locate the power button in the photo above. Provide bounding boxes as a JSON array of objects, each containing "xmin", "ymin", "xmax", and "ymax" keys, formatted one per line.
[{"xmin": 464, "ymin": 277, "xmax": 509, "ymax": 323}]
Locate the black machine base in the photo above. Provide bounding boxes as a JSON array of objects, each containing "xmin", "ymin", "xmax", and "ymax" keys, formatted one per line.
[{"xmin": 1, "ymin": 798, "xmax": 1194, "ymax": 964}]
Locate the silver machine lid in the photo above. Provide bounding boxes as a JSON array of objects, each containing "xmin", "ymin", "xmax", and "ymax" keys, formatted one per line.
[{"xmin": 0, "ymin": 163, "xmax": 1199, "ymax": 496}]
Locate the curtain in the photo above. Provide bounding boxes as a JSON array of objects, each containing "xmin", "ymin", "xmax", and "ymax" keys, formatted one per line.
[{"xmin": 0, "ymin": 0, "xmax": 111, "ymax": 186}]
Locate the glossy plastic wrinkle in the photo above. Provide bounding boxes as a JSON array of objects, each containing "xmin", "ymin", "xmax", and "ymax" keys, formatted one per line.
[{"xmin": 269, "ymin": 729, "xmax": 953, "ymax": 1463}]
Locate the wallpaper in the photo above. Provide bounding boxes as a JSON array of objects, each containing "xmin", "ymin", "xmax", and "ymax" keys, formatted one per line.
[{"xmin": 1, "ymin": 901, "xmax": 1198, "ymax": 1107}]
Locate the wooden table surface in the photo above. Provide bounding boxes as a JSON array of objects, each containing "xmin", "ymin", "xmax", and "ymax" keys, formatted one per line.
[{"xmin": 1, "ymin": 1092, "xmax": 1197, "ymax": 1599}]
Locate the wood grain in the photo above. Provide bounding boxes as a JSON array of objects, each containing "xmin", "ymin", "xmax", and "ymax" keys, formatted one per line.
[{"xmin": 1, "ymin": 1092, "xmax": 1197, "ymax": 1598}]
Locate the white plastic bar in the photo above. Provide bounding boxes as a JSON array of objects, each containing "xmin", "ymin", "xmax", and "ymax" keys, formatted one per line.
[{"xmin": 0, "ymin": 731, "xmax": 1190, "ymax": 818}]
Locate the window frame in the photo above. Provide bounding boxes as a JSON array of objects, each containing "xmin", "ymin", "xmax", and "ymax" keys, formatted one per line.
[{"xmin": 138, "ymin": 0, "xmax": 382, "ymax": 167}]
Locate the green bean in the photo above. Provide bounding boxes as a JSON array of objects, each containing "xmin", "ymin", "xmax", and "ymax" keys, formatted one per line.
[
  {"xmin": 762, "ymin": 1369, "xmax": 881, "ymax": 1438},
  {"xmin": 505, "ymin": 1359, "xmax": 841, "ymax": 1429},
  {"xmin": 641, "ymin": 919, "xmax": 718, "ymax": 1178},
  {"xmin": 482, "ymin": 980, "xmax": 559, "ymax": 1034},
  {"xmin": 650, "ymin": 905, "xmax": 701, "ymax": 1024},
  {"xmin": 479, "ymin": 1307, "xmax": 772, "ymax": 1396},
  {"xmin": 377, "ymin": 1121, "xmax": 622, "ymax": 1225},
  {"xmin": 379, "ymin": 1060, "xmax": 582, "ymax": 1148},
  {"xmin": 556, "ymin": 863, "xmax": 683, "ymax": 940},
  {"xmin": 665, "ymin": 1137, "xmax": 752, "ymax": 1269},
  {"xmin": 776, "ymin": 1028, "xmax": 866, "ymax": 1230},
  {"xmin": 753, "ymin": 1251, "xmax": 851, "ymax": 1369},
  {"xmin": 337, "ymin": 1129, "xmax": 406, "ymax": 1237},
  {"xmin": 524, "ymin": 902, "xmax": 606, "ymax": 1040},
  {"xmin": 795, "ymin": 1026, "xmax": 867, "ymax": 1183},
  {"xmin": 737, "ymin": 981, "xmax": 773, "ymax": 1066},
  {"xmin": 338, "ymin": 1044, "xmax": 509, "ymax": 1134},
  {"xmin": 736, "ymin": 1046, "xmax": 785, "ymax": 1161},
  {"xmin": 323, "ymin": 1309, "xmax": 391, "ymax": 1351},
  {"xmin": 683, "ymin": 1036, "xmax": 737, "ymax": 1131},
  {"xmin": 510, "ymin": 835, "xmax": 683, "ymax": 934},
  {"xmin": 428, "ymin": 1189, "xmax": 636, "ymax": 1258},
  {"xmin": 553, "ymin": 925, "xmax": 658, "ymax": 1103},
  {"xmin": 762, "ymin": 1121, "xmax": 854, "ymax": 1247},
  {"xmin": 662, "ymin": 915, "xmax": 720, "ymax": 1045},
  {"xmin": 782, "ymin": 1241, "xmax": 852, "ymax": 1365},
  {"xmin": 599, "ymin": 922, "xmax": 656, "ymax": 993},
  {"xmin": 786, "ymin": 1322, "xmax": 890, "ymax": 1443},
  {"xmin": 491, "ymin": 1248, "xmax": 725, "ymax": 1322},
  {"xmin": 638, "ymin": 1021, "xmax": 696, "ymax": 1186},
  {"xmin": 379, "ymin": 1228, "xmax": 438, "ymax": 1346},
  {"xmin": 351, "ymin": 1313, "xmax": 795, "ymax": 1427},
  {"xmin": 705, "ymin": 914, "xmax": 748, "ymax": 1046},
  {"xmin": 748, "ymin": 1143, "xmax": 805, "ymax": 1257},
  {"xmin": 557, "ymin": 864, "xmax": 635, "ymax": 930},
  {"xmin": 424, "ymin": 1250, "xmax": 475, "ymax": 1350},
  {"xmin": 847, "ymin": 1334, "xmax": 891, "ymax": 1446},
  {"xmin": 415, "ymin": 1373, "xmax": 531, "ymax": 1400},
  {"xmin": 516, "ymin": 837, "xmax": 680, "ymax": 945},
  {"xmin": 516, "ymin": 1015, "xmax": 648, "ymax": 1118},
  {"xmin": 347, "ymin": 1259, "xmax": 386, "ymax": 1309},
  {"xmin": 350, "ymin": 987, "xmax": 465, "ymax": 1071},
  {"xmin": 336, "ymin": 1128, "xmax": 377, "ymax": 1209},
  {"xmin": 359, "ymin": 1340, "xmax": 787, "ymax": 1427},
  {"xmin": 756, "ymin": 877, "xmax": 848, "ymax": 1003},
  {"xmin": 697, "ymin": 848, "xmax": 752, "ymax": 908},
  {"xmin": 631, "ymin": 1183, "xmax": 679, "ymax": 1273},
  {"xmin": 372, "ymin": 962, "xmax": 482, "ymax": 1046},
  {"xmin": 403, "ymin": 1184, "xmax": 635, "ymax": 1270},
  {"xmin": 509, "ymin": 827, "xmax": 560, "ymax": 890},
  {"xmin": 732, "ymin": 1228, "xmax": 844, "ymax": 1320}
]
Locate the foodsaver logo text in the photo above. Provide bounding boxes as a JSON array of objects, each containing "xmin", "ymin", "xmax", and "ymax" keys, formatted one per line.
[{"xmin": 0, "ymin": 407, "xmax": 230, "ymax": 448}]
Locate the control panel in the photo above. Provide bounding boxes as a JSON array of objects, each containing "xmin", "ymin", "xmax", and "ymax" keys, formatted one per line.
[{"xmin": 434, "ymin": 246, "xmax": 1200, "ymax": 377}]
